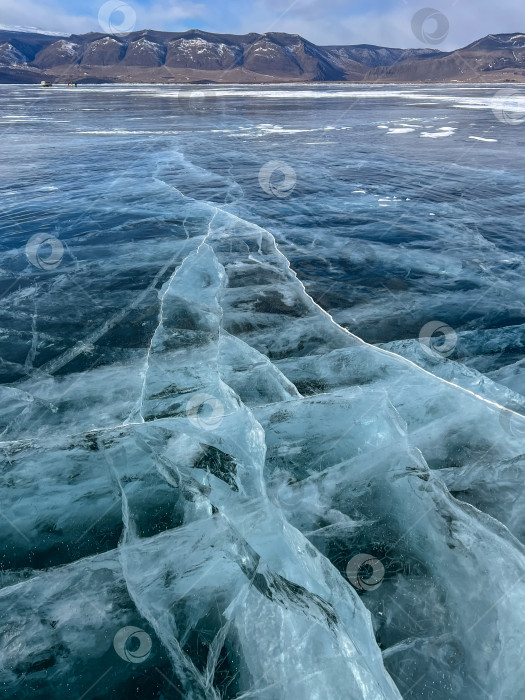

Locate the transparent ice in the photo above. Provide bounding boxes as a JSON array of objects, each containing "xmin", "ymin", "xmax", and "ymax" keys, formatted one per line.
[{"xmin": 1, "ymin": 84, "xmax": 525, "ymax": 699}]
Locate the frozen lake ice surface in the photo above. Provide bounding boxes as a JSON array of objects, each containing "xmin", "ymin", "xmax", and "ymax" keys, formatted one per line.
[{"xmin": 1, "ymin": 83, "xmax": 525, "ymax": 699}]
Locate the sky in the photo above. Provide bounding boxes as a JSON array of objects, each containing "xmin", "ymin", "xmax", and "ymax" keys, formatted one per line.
[{"xmin": 0, "ymin": 0, "xmax": 523, "ymax": 50}]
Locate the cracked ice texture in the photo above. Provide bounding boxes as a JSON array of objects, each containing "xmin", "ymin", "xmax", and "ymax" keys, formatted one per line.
[
  {"xmin": 1, "ymin": 193, "xmax": 525, "ymax": 699},
  {"xmin": 1, "ymin": 85, "xmax": 525, "ymax": 700}
]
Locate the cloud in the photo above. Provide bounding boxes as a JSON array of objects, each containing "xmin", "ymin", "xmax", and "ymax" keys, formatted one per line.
[
  {"xmin": 0, "ymin": 0, "xmax": 523, "ymax": 49},
  {"xmin": 136, "ymin": 1, "xmax": 208, "ymax": 31},
  {"xmin": 0, "ymin": 0, "xmax": 96, "ymax": 34},
  {"xmin": 235, "ymin": 0, "xmax": 525, "ymax": 49},
  {"xmin": 0, "ymin": 0, "xmax": 207, "ymax": 36}
]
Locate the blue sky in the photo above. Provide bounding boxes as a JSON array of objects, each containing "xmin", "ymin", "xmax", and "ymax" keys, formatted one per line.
[{"xmin": 0, "ymin": 0, "xmax": 523, "ymax": 49}]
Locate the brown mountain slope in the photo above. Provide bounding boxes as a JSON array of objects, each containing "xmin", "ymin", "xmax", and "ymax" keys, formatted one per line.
[
  {"xmin": 0, "ymin": 28, "xmax": 525, "ymax": 83},
  {"xmin": 370, "ymin": 33, "xmax": 525, "ymax": 83}
]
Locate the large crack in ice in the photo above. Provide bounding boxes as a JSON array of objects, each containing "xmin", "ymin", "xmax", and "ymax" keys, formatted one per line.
[
  {"xmin": 152, "ymin": 156, "xmax": 525, "ymax": 424},
  {"xmin": 138, "ymin": 209, "xmax": 219, "ymax": 423}
]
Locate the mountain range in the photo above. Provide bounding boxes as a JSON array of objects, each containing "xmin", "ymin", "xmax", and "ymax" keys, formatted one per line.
[{"xmin": 1, "ymin": 28, "xmax": 525, "ymax": 83}]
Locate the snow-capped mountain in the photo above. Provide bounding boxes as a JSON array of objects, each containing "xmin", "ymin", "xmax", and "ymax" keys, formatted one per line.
[{"xmin": 1, "ymin": 28, "xmax": 525, "ymax": 83}]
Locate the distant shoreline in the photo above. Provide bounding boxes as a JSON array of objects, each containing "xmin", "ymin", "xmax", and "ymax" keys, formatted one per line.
[{"xmin": 2, "ymin": 80, "xmax": 525, "ymax": 86}]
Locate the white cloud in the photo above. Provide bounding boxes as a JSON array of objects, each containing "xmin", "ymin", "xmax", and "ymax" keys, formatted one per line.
[
  {"xmin": 0, "ymin": 0, "xmax": 96, "ymax": 34},
  {"xmin": 0, "ymin": 0, "xmax": 523, "ymax": 49},
  {"xmin": 0, "ymin": 0, "xmax": 207, "ymax": 38},
  {"xmin": 136, "ymin": 1, "xmax": 208, "ymax": 31},
  {"xmin": 236, "ymin": 0, "xmax": 525, "ymax": 49}
]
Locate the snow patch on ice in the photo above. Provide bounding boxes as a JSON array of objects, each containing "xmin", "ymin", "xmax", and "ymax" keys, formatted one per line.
[
  {"xmin": 421, "ymin": 126, "xmax": 456, "ymax": 138},
  {"xmin": 469, "ymin": 135, "xmax": 498, "ymax": 142}
]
